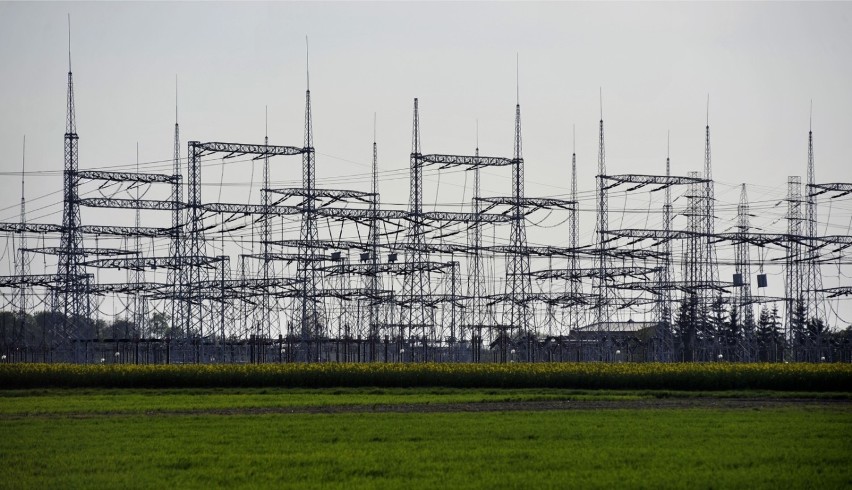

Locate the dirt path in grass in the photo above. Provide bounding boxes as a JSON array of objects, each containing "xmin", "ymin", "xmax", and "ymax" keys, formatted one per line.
[{"xmin": 5, "ymin": 397, "xmax": 851, "ymax": 419}]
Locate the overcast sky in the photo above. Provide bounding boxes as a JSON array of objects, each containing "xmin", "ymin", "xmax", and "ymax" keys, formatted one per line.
[{"xmin": 1, "ymin": 2, "xmax": 850, "ymax": 322}]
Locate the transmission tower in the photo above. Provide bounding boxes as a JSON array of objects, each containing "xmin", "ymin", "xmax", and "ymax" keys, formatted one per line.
[
  {"xmin": 168, "ymin": 79, "xmax": 183, "ymax": 342},
  {"xmin": 255, "ymin": 107, "xmax": 280, "ymax": 360},
  {"xmin": 505, "ymin": 97, "xmax": 533, "ymax": 357},
  {"xmin": 734, "ymin": 183, "xmax": 754, "ymax": 360},
  {"xmin": 129, "ymin": 144, "xmax": 147, "ymax": 338},
  {"xmin": 566, "ymin": 128, "xmax": 582, "ymax": 335},
  {"xmin": 366, "ymin": 116, "xmax": 382, "ymax": 360},
  {"xmin": 803, "ymin": 113, "xmax": 824, "ymax": 328},
  {"xmin": 785, "ymin": 175, "xmax": 804, "ymax": 356},
  {"xmin": 56, "ymin": 18, "xmax": 90, "ymax": 350},
  {"xmin": 702, "ymin": 104, "xmax": 719, "ymax": 300},
  {"xmin": 297, "ymin": 50, "xmax": 321, "ymax": 362},
  {"xmin": 654, "ymin": 135, "xmax": 674, "ymax": 361},
  {"xmin": 466, "ymin": 134, "xmax": 486, "ymax": 361},
  {"xmin": 594, "ymin": 96, "xmax": 612, "ymax": 359},
  {"xmin": 402, "ymin": 98, "xmax": 432, "ymax": 360},
  {"xmin": 16, "ymin": 136, "xmax": 31, "ymax": 354}
]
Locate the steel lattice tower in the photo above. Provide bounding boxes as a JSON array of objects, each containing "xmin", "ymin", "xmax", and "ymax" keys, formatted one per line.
[
  {"xmin": 130, "ymin": 145, "xmax": 147, "ymax": 337},
  {"xmin": 168, "ymin": 83, "xmax": 183, "ymax": 340},
  {"xmin": 734, "ymin": 184, "xmax": 754, "ymax": 323},
  {"xmin": 366, "ymin": 118, "xmax": 382, "ymax": 360},
  {"xmin": 594, "ymin": 108, "xmax": 611, "ymax": 353},
  {"xmin": 256, "ymin": 110, "xmax": 280, "ymax": 355},
  {"xmin": 654, "ymin": 138, "xmax": 674, "ymax": 361},
  {"xmin": 56, "ymin": 21, "xmax": 90, "ymax": 345},
  {"xmin": 566, "ymin": 132, "xmax": 581, "ymax": 334},
  {"xmin": 803, "ymin": 117, "xmax": 824, "ymax": 327},
  {"xmin": 682, "ymin": 170, "xmax": 704, "ymax": 361},
  {"xmin": 702, "ymin": 111, "xmax": 719, "ymax": 300},
  {"xmin": 297, "ymin": 60, "xmax": 320, "ymax": 362},
  {"xmin": 16, "ymin": 137, "xmax": 30, "ymax": 350},
  {"xmin": 785, "ymin": 175, "xmax": 804, "ymax": 352},
  {"xmin": 185, "ymin": 141, "xmax": 207, "ymax": 355},
  {"xmin": 402, "ymin": 98, "xmax": 432, "ymax": 357},
  {"xmin": 466, "ymin": 139, "xmax": 486, "ymax": 361},
  {"xmin": 505, "ymin": 100, "xmax": 532, "ymax": 350}
]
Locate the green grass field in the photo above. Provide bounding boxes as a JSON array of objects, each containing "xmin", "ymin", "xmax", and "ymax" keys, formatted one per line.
[{"xmin": 1, "ymin": 389, "xmax": 850, "ymax": 489}]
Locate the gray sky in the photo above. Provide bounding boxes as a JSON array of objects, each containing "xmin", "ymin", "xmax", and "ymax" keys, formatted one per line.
[{"xmin": 1, "ymin": 2, "xmax": 851, "ymax": 323}]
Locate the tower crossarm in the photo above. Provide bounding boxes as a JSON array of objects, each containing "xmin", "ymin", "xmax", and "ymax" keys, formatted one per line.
[
  {"xmin": 79, "ymin": 225, "xmax": 174, "ymax": 237},
  {"xmin": 524, "ymin": 266, "xmax": 661, "ymax": 281},
  {"xmin": 88, "ymin": 281, "xmax": 170, "ymax": 295},
  {"xmin": 23, "ymin": 246, "xmax": 134, "ymax": 256},
  {"xmin": 201, "ymin": 202, "xmax": 300, "ymax": 216},
  {"xmin": 808, "ymin": 182, "xmax": 852, "ymax": 198},
  {"xmin": 76, "ymin": 170, "xmax": 179, "ymax": 184},
  {"xmin": 319, "ymin": 260, "xmax": 455, "ymax": 276},
  {"xmin": 478, "ymin": 196, "xmax": 575, "ymax": 210},
  {"xmin": 419, "ymin": 154, "xmax": 515, "ymax": 169},
  {"xmin": 264, "ymin": 187, "xmax": 375, "ymax": 204},
  {"xmin": 0, "ymin": 273, "xmax": 91, "ymax": 288},
  {"xmin": 78, "ymin": 197, "xmax": 182, "ymax": 211},
  {"xmin": 604, "ymin": 228, "xmax": 698, "ymax": 242},
  {"xmin": 192, "ymin": 141, "xmax": 307, "ymax": 158},
  {"xmin": 0, "ymin": 222, "xmax": 63, "ymax": 234},
  {"xmin": 82, "ymin": 255, "xmax": 222, "ymax": 270},
  {"xmin": 818, "ymin": 286, "xmax": 852, "ymax": 298},
  {"xmin": 422, "ymin": 211, "xmax": 513, "ymax": 223},
  {"xmin": 602, "ymin": 173, "xmax": 707, "ymax": 192},
  {"xmin": 613, "ymin": 279, "xmax": 732, "ymax": 294}
]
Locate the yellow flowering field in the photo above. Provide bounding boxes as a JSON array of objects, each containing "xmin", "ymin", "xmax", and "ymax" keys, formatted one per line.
[{"xmin": 1, "ymin": 362, "xmax": 850, "ymax": 391}]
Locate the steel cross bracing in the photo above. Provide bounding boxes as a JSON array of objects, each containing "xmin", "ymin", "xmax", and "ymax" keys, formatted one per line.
[
  {"xmin": 254, "ymin": 128, "xmax": 279, "ymax": 362},
  {"xmin": 419, "ymin": 154, "xmax": 515, "ymax": 169},
  {"xmin": 3, "ymin": 56, "xmax": 848, "ymax": 365},
  {"xmin": 655, "ymin": 149, "xmax": 675, "ymax": 361},
  {"xmin": 76, "ymin": 170, "xmax": 180, "ymax": 184},
  {"xmin": 601, "ymin": 173, "xmax": 708, "ymax": 191},
  {"xmin": 466, "ymin": 144, "xmax": 487, "ymax": 362},
  {"xmin": 733, "ymin": 184, "xmax": 755, "ymax": 361},
  {"xmin": 594, "ymin": 114, "xmax": 613, "ymax": 361},
  {"xmin": 0, "ymin": 274, "xmax": 92, "ymax": 288},
  {"xmin": 785, "ymin": 176, "xmax": 805, "ymax": 358},
  {"xmin": 296, "ymin": 81, "xmax": 321, "ymax": 362},
  {"xmin": 365, "ymin": 129, "xmax": 382, "ymax": 360},
  {"xmin": 54, "ymin": 53, "xmax": 89, "ymax": 348},
  {"xmin": 807, "ymin": 182, "xmax": 852, "ymax": 198},
  {"xmin": 78, "ymin": 198, "xmax": 183, "ymax": 211},
  {"xmin": 524, "ymin": 266, "xmax": 660, "ymax": 281},
  {"xmin": 504, "ymin": 101, "xmax": 533, "ymax": 362},
  {"xmin": 802, "ymin": 128, "xmax": 825, "ymax": 343},
  {"xmin": 401, "ymin": 99, "xmax": 433, "ymax": 354}
]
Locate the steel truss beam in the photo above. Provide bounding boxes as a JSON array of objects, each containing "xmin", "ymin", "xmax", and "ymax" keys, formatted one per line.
[
  {"xmin": 76, "ymin": 170, "xmax": 179, "ymax": 184},
  {"xmin": 808, "ymin": 182, "xmax": 852, "ymax": 198},
  {"xmin": 22, "ymin": 246, "xmax": 135, "ymax": 256},
  {"xmin": 0, "ymin": 274, "xmax": 92, "ymax": 288},
  {"xmin": 193, "ymin": 141, "xmax": 306, "ymax": 158},
  {"xmin": 78, "ymin": 198, "xmax": 182, "ymax": 211},
  {"xmin": 478, "ymin": 196, "xmax": 576, "ymax": 210},
  {"xmin": 420, "ymin": 154, "xmax": 514, "ymax": 169},
  {"xmin": 523, "ymin": 266, "xmax": 661, "ymax": 281},
  {"xmin": 83, "ymin": 255, "xmax": 225, "ymax": 270},
  {"xmin": 602, "ymin": 173, "xmax": 707, "ymax": 192}
]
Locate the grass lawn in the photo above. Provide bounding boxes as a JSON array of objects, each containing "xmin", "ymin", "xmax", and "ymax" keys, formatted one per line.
[{"xmin": 1, "ymin": 389, "xmax": 850, "ymax": 489}]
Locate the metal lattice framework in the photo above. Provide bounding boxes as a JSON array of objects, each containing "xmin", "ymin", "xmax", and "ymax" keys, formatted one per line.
[{"xmin": 1, "ymin": 58, "xmax": 849, "ymax": 365}]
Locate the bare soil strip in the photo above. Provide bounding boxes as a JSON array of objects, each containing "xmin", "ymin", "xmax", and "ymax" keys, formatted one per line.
[{"xmin": 4, "ymin": 397, "xmax": 850, "ymax": 420}]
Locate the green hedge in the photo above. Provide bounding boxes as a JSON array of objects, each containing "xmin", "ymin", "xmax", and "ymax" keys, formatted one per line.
[{"xmin": 1, "ymin": 362, "xmax": 850, "ymax": 391}]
